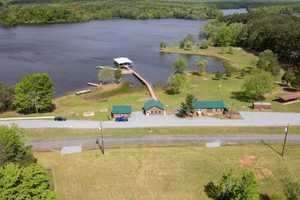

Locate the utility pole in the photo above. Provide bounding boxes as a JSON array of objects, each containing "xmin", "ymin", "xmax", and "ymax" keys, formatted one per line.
[
  {"xmin": 281, "ymin": 124, "xmax": 289, "ymax": 157},
  {"xmin": 97, "ymin": 121, "xmax": 104, "ymax": 155}
]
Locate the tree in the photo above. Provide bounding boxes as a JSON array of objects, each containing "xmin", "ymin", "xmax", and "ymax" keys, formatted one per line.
[
  {"xmin": 200, "ymin": 39, "xmax": 209, "ymax": 49},
  {"xmin": 282, "ymin": 178, "xmax": 300, "ymax": 200},
  {"xmin": 160, "ymin": 41, "xmax": 166, "ymax": 49},
  {"xmin": 195, "ymin": 58, "xmax": 208, "ymax": 75},
  {"xmin": 242, "ymin": 71, "xmax": 273, "ymax": 100},
  {"xmin": 0, "ymin": 82, "xmax": 14, "ymax": 112},
  {"xmin": 282, "ymin": 68, "xmax": 296, "ymax": 86},
  {"xmin": 215, "ymin": 25, "xmax": 235, "ymax": 47},
  {"xmin": 204, "ymin": 171, "xmax": 259, "ymax": 200},
  {"xmin": 177, "ymin": 94, "xmax": 195, "ymax": 117},
  {"xmin": 98, "ymin": 68, "xmax": 115, "ymax": 84},
  {"xmin": 180, "ymin": 34, "xmax": 194, "ymax": 49},
  {"xmin": 14, "ymin": 73, "xmax": 54, "ymax": 114},
  {"xmin": 114, "ymin": 68, "xmax": 122, "ymax": 83},
  {"xmin": 257, "ymin": 50, "xmax": 281, "ymax": 76},
  {"xmin": 167, "ymin": 74, "xmax": 185, "ymax": 94},
  {"xmin": 173, "ymin": 56, "xmax": 188, "ymax": 74},
  {"xmin": 0, "ymin": 163, "xmax": 56, "ymax": 199},
  {"xmin": 0, "ymin": 126, "xmax": 35, "ymax": 166},
  {"xmin": 292, "ymin": 72, "xmax": 300, "ymax": 90}
]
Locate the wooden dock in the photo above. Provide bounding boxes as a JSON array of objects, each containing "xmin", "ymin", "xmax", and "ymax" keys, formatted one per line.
[{"xmin": 122, "ymin": 65, "xmax": 158, "ymax": 100}]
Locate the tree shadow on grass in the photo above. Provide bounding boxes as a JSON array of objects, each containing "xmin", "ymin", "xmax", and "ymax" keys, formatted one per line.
[{"xmin": 231, "ymin": 91, "xmax": 252, "ymax": 103}]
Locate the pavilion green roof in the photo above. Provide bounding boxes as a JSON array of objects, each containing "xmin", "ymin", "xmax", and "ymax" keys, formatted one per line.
[
  {"xmin": 143, "ymin": 99, "xmax": 165, "ymax": 111},
  {"xmin": 192, "ymin": 100, "xmax": 226, "ymax": 109},
  {"xmin": 111, "ymin": 105, "xmax": 132, "ymax": 114}
]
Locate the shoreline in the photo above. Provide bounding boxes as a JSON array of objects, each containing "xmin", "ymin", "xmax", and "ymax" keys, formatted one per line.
[{"xmin": 160, "ymin": 46, "xmax": 258, "ymax": 69}]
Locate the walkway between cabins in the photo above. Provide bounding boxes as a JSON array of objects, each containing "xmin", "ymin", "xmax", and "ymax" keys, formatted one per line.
[{"xmin": 122, "ymin": 65, "xmax": 158, "ymax": 100}]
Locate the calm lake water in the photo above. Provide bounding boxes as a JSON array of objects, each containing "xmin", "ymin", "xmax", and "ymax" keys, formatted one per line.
[{"xmin": 0, "ymin": 9, "xmax": 243, "ymax": 95}]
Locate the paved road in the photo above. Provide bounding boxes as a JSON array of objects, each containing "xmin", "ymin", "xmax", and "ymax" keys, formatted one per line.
[
  {"xmin": 1, "ymin": 112, "xmax": 300, "ymax": 129},
  {"xmin": 28, "ymin": 134, "xmax": 300, "ymax": 150}
]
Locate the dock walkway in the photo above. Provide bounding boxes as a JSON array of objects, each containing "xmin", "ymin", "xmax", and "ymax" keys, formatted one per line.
[{"xmin": 122, "ymin": 65, "xmax": 158, "ymax": 100}]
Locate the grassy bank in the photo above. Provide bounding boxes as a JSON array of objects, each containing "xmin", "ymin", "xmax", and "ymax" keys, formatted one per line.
[
  {"xmin": 160, "ymin": 46, "xmax": 258, "ymax": 69},
  {"xmin": 36, "ymin": 144, "xmax": 300, "ymax": 200},
  {"xmin": 24, "ymin": 126, "xmax": 300, "ymax": 140}
]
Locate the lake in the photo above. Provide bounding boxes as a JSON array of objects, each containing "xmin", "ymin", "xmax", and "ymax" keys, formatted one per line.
[{"xmin": 0, "ymin": 9, "xmax": 244, "ymax": 95}]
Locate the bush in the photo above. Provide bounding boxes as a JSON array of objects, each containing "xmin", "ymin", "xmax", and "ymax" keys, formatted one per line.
[
  {"xmin": 0, "ymin": 82, "xmax": 14, "ymax": 112},
  {"xmin": 204, "ymin": 171, "xmax": 259, "ymax": 200},
  {"xmin": 214, "ymin": 72, "xmax": 223, "ymax": 80},
  {"xmin": 0, "ymin": 163, "xmax": 56, "ymax": 199},
  {"xmin": 0, "ymin": 126, "xmax": 36, "ymax": 166},
  {"xmin": 282, "ymin": 178, "xmax": 300, "ymax": 200}
]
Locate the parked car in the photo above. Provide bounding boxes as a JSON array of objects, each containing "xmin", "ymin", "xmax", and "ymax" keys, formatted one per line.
[
  {"xmin": 115, "ymin": 117, "xmax": 128, "ymax": 122},
  {"xmin": 54, "ymin": 116, "xmax": 67, "ymax": 121}
]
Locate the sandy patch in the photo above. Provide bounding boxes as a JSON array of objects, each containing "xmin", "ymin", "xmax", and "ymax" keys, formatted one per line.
[{"xmin": 239, "ymin": 155, "xmax": 256, "ymax": 167}]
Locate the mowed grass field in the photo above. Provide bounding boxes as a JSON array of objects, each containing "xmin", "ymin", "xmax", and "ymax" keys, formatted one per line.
[
  {"xmin": 36, "ymin": 144, "xmax": 300, "ymax": 200},
  {"xmin": 24, "ymin": 126, "xmax": 300, "ymax": 140}
]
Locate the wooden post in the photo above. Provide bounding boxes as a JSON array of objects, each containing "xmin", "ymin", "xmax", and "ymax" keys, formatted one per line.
[{"xmin": 281, "ymin": 124, "xmax": 289, "ymax": 157}]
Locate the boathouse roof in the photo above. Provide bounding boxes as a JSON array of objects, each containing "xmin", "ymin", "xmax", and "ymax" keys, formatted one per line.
[{"xmin": 113, "ymin": 57, "xmax": 133, "ymax": 65}]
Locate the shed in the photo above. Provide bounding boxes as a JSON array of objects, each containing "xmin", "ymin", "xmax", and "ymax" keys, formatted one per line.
[
  {"xmin": 143, "ymin": 99, "xmax": 166, "ymax": 116},
  {"xmin": 252, "ymin": 102, "xmax": 272, "ymax": 110},
  {"xmin": 113, "ymin": 57, "xmax": 133, "ymax": 67},
  {"xmin": 192, "ymin": 100, "xmax": 226, "ymax": 116},
  {"xmin": 277, "ymin": 93, "xmax": 300, "ymax": 105},
  {"xmin": 111, "ymin": 105, "xmax": 132, "ymax": 119}
]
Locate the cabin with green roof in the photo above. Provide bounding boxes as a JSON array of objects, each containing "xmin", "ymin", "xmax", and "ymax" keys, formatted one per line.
[
  {"xmin": 143, "ymin": 99, "xmax": 166, "ymax": 116},
  {"xmin": 111, "ymin": 105, "xmax": 132, "ymax": 119},
  {"xmin": 192, "ymin": 100, "xmax": 226, "ymax": 116}
]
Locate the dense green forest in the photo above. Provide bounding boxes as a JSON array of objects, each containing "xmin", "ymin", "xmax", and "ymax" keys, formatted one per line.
[
  {"xmin": 1, "ymin": 0, "xmax": 300, "ymax": 26},
  {"xmin": 202, "ymin": 6, "xmax": 300, "ymax": 88},
  {"xmin": 0, "ymin": 0, "xmax": 222, "ymax": 26}
]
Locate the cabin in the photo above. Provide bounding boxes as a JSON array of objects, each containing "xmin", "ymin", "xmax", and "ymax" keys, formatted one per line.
[
  {"xmin": 276, "ymin": 94, "xmax": 300, "ymax": 105},
  {"xmin": 192, "ymin": 100, "xmax": 226, "ymax": 116},
  {"xmin": 143, "ymin": 99, "xmax": 166, "ymax": 116},
  {"xmin": 113, "ymin": 57, "xmax": 133, "ymax": 68},
  {"xmin": 111, "ymin": 105, "xmax": 132, "ymax": 119},
  {"xmin": 252, "ymin": 102, "xmax": 272, "ymax": 110}
]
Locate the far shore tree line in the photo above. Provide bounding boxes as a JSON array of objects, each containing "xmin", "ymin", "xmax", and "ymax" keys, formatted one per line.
[
  {"xmin": 0, "ymin": 126, "xmax": 55, "ymax": 199},
  {"xmin": 0, "ymin": 0, "xmax": 221, "ymax": 27},
  {"xmin": 0, "ymin": 73, "xmax": 54, "ymax": 114}
]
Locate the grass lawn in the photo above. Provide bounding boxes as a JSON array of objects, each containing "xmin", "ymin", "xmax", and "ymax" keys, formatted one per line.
[
  {"xmin": 36, "ymin": 144, "xmax": 300, "ymax": 200},
  {"xmin": 24, "ymin": 126, "xmax": 300, "ymax": 140}
]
